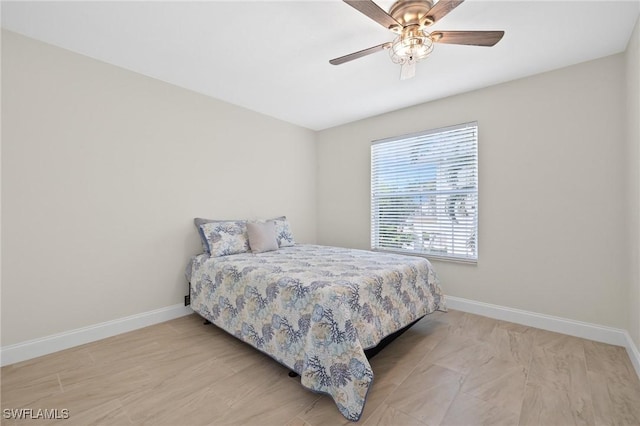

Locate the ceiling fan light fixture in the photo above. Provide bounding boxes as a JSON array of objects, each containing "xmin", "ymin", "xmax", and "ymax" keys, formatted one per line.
[
  {"xmin": 389, "ymin": 27, "xmax": 434, "ymax": 68},
  {"xmin": 331, "ymin": 0, "xmax": 505, "ymax": 81}
]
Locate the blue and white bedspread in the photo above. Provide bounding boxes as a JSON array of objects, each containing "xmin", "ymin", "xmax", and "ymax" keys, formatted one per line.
[{"xmin": 189, "ymin": 244, "xmax": 445, "ymax": 421}]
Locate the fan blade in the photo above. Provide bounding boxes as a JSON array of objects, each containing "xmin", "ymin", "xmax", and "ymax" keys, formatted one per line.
[
  {"xmin": 330, "ymin": 42, "xmax": 391, "ymax": 65},
  {"xmin": 431, "ymin": 30, "xmax": 504, "ymax": 47},
  {"xmin": 344, "ymin": 0, "xmax": 402, "ymax": 31},
  {"xmin": 424, "ymin": 0, "xmax": 464, "ymax": 25}
]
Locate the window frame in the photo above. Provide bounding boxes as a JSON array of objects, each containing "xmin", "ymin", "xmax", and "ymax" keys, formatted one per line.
[{"xmin": 370, "ymin": 121, "xmax": 479, "ymax": 264}]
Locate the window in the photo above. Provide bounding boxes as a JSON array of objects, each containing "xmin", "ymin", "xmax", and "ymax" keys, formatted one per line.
[{"xmin": 371, "ymin": 122, "xmax": 478, "ymax": 263}]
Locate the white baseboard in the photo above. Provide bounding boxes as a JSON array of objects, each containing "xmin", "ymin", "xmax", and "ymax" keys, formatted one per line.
[
  {"xmin": 625, "ymin": 332, "xmax": 640, "ymax": 379},
  {"xmin": 0, "ymin": 304, "xmax": 193, "ymax": 367},
  {"xmin": 446, "ymin": 296, "xmax": 640, "ymax": 380}
]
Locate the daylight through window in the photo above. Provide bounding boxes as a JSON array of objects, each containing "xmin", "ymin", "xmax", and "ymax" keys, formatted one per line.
[{"xmin": 371, "ymin": 122, "xmax": 478, "ymax": 262}]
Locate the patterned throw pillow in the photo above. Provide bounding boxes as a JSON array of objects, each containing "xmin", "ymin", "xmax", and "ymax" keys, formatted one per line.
[
  {"xmin": 272, "ymin": 216, "xmax": 295, "ymax": 247},
  {"xmin": 199, "ymin": 221, "xmax": 250, "ymax": 257},
  {"xmin": 194, "ymin": 218, "xmax": 218, "ymax": 253}
]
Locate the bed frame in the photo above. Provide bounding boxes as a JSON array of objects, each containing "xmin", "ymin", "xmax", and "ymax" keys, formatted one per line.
[{"xmin": 363, "ymin": 315, "xmax": 422, "ymax": 359}]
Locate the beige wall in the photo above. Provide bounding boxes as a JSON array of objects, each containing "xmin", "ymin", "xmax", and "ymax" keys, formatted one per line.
[
  {"xmin": 2, "ymin": 25, "xmax": 638, "ymax": 350},
  {"xmin": 1, "ymin": 31, "xmax": 317, "ymax": 346},
  {"xmin": 626, "ymin": 17, "xmax": 640, "ymax": 348},
  {"xmin": 317, "ymin": 54, "xmax": 628, "ymax": 329}
]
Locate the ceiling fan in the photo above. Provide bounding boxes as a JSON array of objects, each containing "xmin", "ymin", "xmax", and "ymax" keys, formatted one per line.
[{"xmin": 330, "ymin": 0, "xmax": 504, "ymax": 80}]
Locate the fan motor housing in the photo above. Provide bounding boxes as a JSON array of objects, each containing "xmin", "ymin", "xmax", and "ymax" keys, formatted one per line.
[{"xmin": 389, "ymin": 0, "xmax": 436, "ymax": 27}]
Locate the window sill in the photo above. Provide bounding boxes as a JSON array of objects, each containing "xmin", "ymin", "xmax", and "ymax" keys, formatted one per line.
[{"xmin": 372, "ymin": 248, "xmax": 478, "ymax": 265}]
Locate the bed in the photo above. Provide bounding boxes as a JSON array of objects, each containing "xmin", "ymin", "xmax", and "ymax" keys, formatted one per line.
[{"xmin": 187, "ymin": 218, "xmax": 445, "ymax": 421}]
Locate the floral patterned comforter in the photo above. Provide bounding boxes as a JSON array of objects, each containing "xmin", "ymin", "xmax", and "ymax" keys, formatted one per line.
[{"xmin": 189, "ymin": 244, "xmax": 445, "ymax": 421}]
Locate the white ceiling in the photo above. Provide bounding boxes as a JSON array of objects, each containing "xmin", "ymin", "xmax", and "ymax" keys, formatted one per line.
[{"xmin": 2, "ymin": 0, "xmax": 639, "ymax": 130}]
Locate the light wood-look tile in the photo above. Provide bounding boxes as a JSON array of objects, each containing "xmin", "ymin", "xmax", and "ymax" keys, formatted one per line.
[
  {"xmin": 588, "ymin": 370, "xmax": 640, "ymax": 426},
  {"xmin": 421, "ymin": 333, "xmax": 495, "ymax": 375},
  {"xmin": 460, "ymin": 356, "xmax": 528, "ymax": 410},
  {"xmin": 440, "ymin": 390, "xmax": 520, "ymax": 426},
  {"xmin": 362, "ymin": 403, "xmax": 425, "ymax": 426},
  {"xmin": 2, "ymin": 310, "xmax": 639, "ymax": 425},
  {"xmin": 285, "ymin": 416, "xmax": 313, "ymax": 426},
  {"xmin": 583, "ymin": 340, "xmax": 639, "ymax": 386},
  {"xmin": 520, "ymin": 343, "xmax": 595, "ymax": 426},
  {"xmin": 488, "ymin": 323, "xmax": 535, "ymax": 368},
  {"xmin": 449, "ymin": 312, "xmax": 497, "ymax": 341},
  {"xmin": 15, "ymin": 394, "xmax": 133, "ymax": 426},
  {"xmin": 384, "ymin": 363, "xmax": 464, "ymax": 425}
]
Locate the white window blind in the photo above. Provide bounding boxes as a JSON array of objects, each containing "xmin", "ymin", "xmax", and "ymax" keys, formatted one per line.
[{"xmin": 371, "ymin": 122, "xmax": 478, "ymax": 262}]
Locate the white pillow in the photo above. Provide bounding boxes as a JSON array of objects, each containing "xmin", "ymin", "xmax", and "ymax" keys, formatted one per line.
[{"xmin": 247, "ymin": 221, "xmax": 279, "ymax": 253}]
